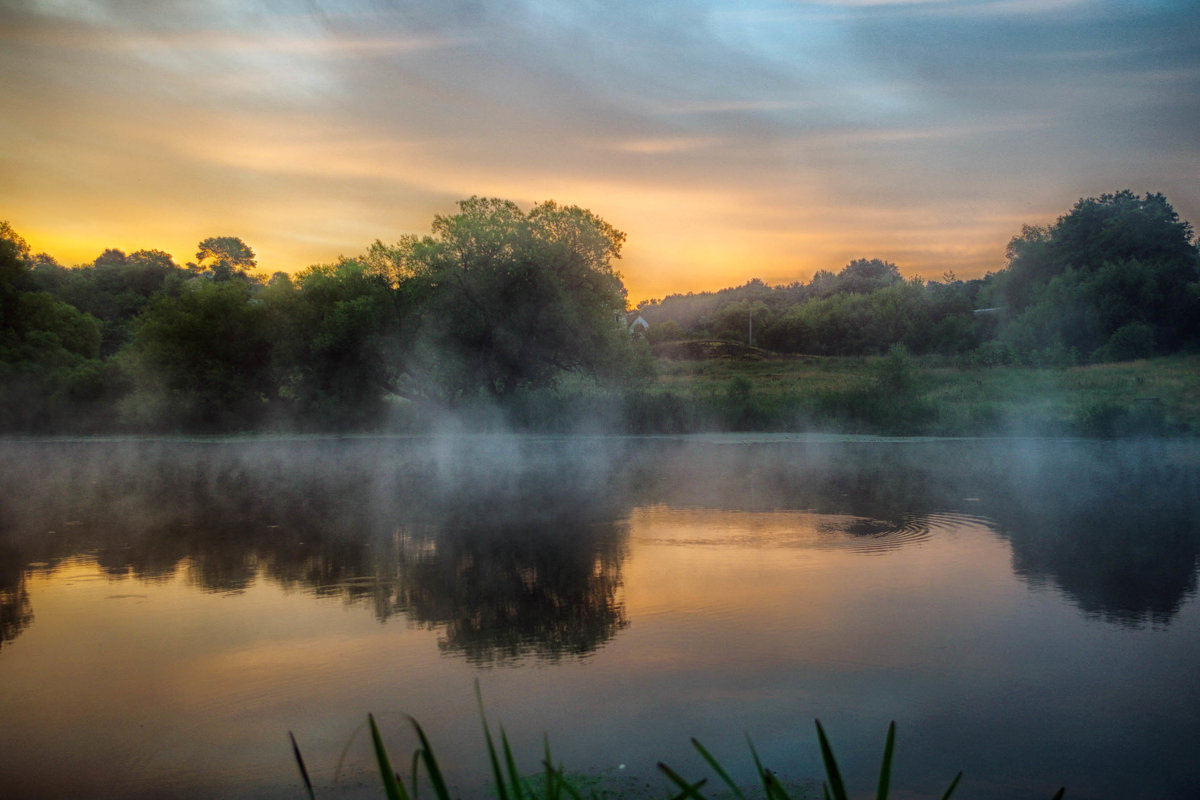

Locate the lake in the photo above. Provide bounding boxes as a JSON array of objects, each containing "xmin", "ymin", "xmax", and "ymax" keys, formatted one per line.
[{"xmin": 1, "ymin": 435, "xmax": 1198, "ymax": 800}]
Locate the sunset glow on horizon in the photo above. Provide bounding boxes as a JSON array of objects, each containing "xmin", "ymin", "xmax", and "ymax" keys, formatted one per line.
[{"xmin": 2, "ymin": 0, "xmax": 1197, "ymax": 304}]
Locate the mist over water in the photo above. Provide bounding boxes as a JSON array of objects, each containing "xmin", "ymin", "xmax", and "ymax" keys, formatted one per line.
[{"xmin": 1, "ymin": 435, "xmax": 1198, "ymax": 799}]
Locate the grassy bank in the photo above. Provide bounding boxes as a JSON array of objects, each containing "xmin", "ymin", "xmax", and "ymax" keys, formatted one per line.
[{"xmin": 449, "ymin": 350, "xmax": 1200, "ymax": 437}]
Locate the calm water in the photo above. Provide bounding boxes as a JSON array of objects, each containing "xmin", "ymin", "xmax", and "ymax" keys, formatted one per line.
[{"xmin": 1, "ymin": 435, "xmax": 1198, "ymax": 800}]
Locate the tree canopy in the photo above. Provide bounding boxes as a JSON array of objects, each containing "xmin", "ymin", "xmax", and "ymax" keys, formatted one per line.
[
  {"xmin": 192, "ymin": 236, "xmax": 256, "ymax": 281},
  {"xmin": 991, "ymin": 190, "xmax": 1199, "ymax": 359},
  {"xmin": 365, "ymin": 197, "xmax": 630, "ymax": 404}
]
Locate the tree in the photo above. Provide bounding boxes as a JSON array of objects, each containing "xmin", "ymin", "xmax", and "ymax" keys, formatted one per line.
[
  {"xmin": 192, "ymin": 236, "xmax": 256, "ymax": 281},
  {"xmin": 120, "ymin": 280, "xmax": 274, "ymax": 429},
  {"xmin": 268, "ymin": 258, "xmax": 399, "ymax": 427},
  {"xmin": 996, "ymin": 191, "xmax": 1200, "ymax": 360},
  {"xmin": 368, "ymin": 197, "xmax": 630, "ymax": 404},
  {"xmin": 837, "ymin": 258, "xmax": 903, "ymax": 294},
  {"xmin": 1, "ymin": 228, "xmax": 107, "ymax": 431}
]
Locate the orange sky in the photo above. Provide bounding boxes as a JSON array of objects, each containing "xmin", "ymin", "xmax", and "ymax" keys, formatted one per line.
[{"xmin": 2, "ymin": 1, "xmax": 1197, "ymax": 305}]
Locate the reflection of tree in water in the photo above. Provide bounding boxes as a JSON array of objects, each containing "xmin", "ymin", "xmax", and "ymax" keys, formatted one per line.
[
  {"xmin": 633, "ymin": 438, "xmax": 1200, "ymax": 626},
  {"xmin": 2, "ymin": 437, "xmax": 1198, "ymax": 647},
  {"xmin": 0, "ymin": 438, "xmax": 632, "ymax": 661},
  {"xmin": 981, "ymin": 441, "xmax": 1200, "ymax": 627},
  {"xmin": 380, "ymin": 513, "xmax": 629, "ymax": 664},
  {"xmin": 0, "ymin": 544, "xmax": 33, "ymax": 651}
]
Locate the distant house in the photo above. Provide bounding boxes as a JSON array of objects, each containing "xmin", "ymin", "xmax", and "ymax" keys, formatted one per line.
[{"xmin": 627, "ymin": 312, "xmax": 649, "ymax": 336}]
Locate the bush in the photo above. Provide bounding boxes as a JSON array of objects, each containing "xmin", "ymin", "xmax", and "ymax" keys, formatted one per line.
[{"xmin": 1094, "ymin": 322, "xmax": 1155, "ymax": 363}]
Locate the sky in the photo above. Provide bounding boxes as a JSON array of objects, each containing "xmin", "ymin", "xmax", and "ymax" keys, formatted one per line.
[{"xmin": 1, "ymin": 0, "xmax": 1197, "ymax": 304}]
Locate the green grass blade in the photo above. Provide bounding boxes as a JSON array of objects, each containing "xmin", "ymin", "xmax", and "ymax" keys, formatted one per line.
[
  {"xmin": 1050, "ymin": 788, "xmax": 1065, "ymax": 800},
  {"xmin": 745, "ymin": 735, "xmax": 768, "ymax": 784},
  {"xmin": 503, "ymin": 728, "xmax": 525, "ymax": 800},
  {"xmin": 815, "ymin": 720, "xmax": 849, "ymax": 800},
  {"xmin": 657, "ymin": 761, "xmax": 709, "ymax": 800},
  {"xmin": 288, "ymin": 731, "xmax": 317, "ymax": 800},
  {"xmin": 369, "ymin": 714, "xmax": 410, "ymax": 800},
  {"xmin": 410, "ymin": 717, "xmax": 453, "ymax": 800},
  {"xmin": 543, "ymin": 735, "xmax": 557, "ymax": 800},
  {"xmin": 411, "ymin": 750, "xmax": 423, "ymax": 800},
  {"xmin": 875, "ymin": 722, "xmax": 895, "ymax": 800},
  {"xmin": 543, "ymin": 737, "xmax": 584, "ymax": 800},
  {"xmin": 765, "ymin": 770, "xmax": 792, "ymax": 800},
  {"xmin": 940, "ymin": 771, "xmax": 962, "ymax": 800},
  {"xmin": 476, "ymin": 684, "xmax": 511, "ymax": 800},
  {"xmin": 691, "ymin": 738, "xmax": 747, "ymax": 800},
  {"xmin": 745, "ymin": 735, "xmax": 790, "ymax": 800}
]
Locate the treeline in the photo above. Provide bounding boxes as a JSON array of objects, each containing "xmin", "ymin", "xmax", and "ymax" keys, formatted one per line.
[
  {"xmin": 1, "ymin": 198, "xmax": 640, "ymax": 432},
  {"xmin": 640, "ymin": 191, "xmax": 1200, "ymax": 365},
  {"xmin": 2, "ymin": 190, "xmax": 1198, "ymax": 434}
]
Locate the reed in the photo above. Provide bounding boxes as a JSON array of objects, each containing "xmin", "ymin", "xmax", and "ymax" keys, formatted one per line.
[{"xmin": 290, "ymin": 699, "xmax": 1066, "ymax": 800}]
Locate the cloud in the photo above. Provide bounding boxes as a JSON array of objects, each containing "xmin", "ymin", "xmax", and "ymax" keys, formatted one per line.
[{"xmin": 1, "ymin": 0, "xmax": 1197, "ymax": 300}]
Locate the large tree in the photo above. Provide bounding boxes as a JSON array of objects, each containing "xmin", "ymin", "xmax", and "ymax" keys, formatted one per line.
[
  {"xmin": 993, "ymin": 190, "xmax": 1200, "ymax": 360},
  {"xmin": 191, "ymin": 236, "xmax": 256, "ymax": 281},
  {"xmin": 368, "ymin": 197, "xmax": 631, "ymax": 404},
  {"xmin": 1, "ymin": 225, "xmax": 106, "ymax": 430},
  {"xmin": 120, "ymin": 280, "xmax": 274, "ymax": 429},
  {"xmin": 266, "ymin": 258, "xmax": 400, "ymax": 427}
]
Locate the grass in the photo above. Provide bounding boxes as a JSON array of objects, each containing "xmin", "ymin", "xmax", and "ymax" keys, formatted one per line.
[
  {"xmin": 377, "ymin": 351, "xmax": 1199, "ymax": 437},
  {"xmin": 619, "ymin": 352, "xmax": 1199, "ymax": 436},
  {"xmin": 289, "ymin": 687, "xmax": 1066, "ymax": 800}
]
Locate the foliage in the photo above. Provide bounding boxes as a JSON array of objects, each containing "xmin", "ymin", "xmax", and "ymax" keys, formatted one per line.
[
  {"xmin": 763, "ymin": 281, "xmax": 934, "ymax": 356},
  {"xmin": 1, "ymin": 188, "xmax": 1198, "ymax": 433},
  {"xmin": 192, "ymin": 235, "xmax": 257, "ymax": 281},
  {"xmin": 994, "ymin": 191, "xmax": 1200, "ymax": 361},
  {"xmin": 0, "ymin": 234, "xmax": 110, "ymax": 430},
  {"xmin": 366, "ymin": 197, "xmax": 633, "ymax": 404},
  {"xmin": 119, "ymin": 280, "xmax": 274, "ymax": 430},
  {"xmin": 267, "ymin": 259, "xmax": 400, "ymax": 428}
]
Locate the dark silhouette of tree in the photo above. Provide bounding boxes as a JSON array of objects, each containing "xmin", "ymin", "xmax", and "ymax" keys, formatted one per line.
[
  {"xmin": 0, "ymin": 545, "xmax": 33, "ymax": 651},
  {"xmin": 192, "ymin": 236, "xmax": 256, "ymax": 281}
]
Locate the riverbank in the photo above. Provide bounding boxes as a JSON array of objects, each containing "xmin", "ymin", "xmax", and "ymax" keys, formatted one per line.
[{"xmin": 478, "ymin": 351, "xmax": 1200, "ymax": 438}]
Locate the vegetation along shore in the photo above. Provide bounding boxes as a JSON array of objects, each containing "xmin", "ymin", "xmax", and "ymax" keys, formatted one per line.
[{"xmin": 3, "ymin": 190, "xmax": 1197, "ymax": 436}]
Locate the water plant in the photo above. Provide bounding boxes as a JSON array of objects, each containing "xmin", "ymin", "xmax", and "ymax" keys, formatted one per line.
[
  {"xmin": 291, "ymin": 701, "xmax": 1067, "ymax": 800},
  {"xmin": 657, "ymin": 720, "xmax": 964, "ymax": 800}
]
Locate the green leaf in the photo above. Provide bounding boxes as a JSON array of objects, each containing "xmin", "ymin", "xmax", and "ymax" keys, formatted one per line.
[
  {"xmin": 476, "ymin": 683, "xmax": 512, "ymax": 800},
  {"xmin": 691, "ymin": 738, "xmax": 747, "ymax": 800},
  {"xmin": 815, "ymin": 720, "xmax": 849, "ymax": 800},
  {"xmin": 745, "ymin": 735, "xmax": 790, "ymax": 800},
  {"xmin": 369, "ymin": 714, "xmax": 410, "ymax": 800},
  {"xmin": 503, "ymin": 729, "xmax": 524, "ymax": 800},
  {"xmin": 875, "ymin": 721, "xmax": 895, "ymax": 800},
  {"xmin": 410, "ymin": 717, "xmax": 453, "ymax": 800},
  {"xmin": 288, "ymin": 731, "xmax": 316, "ymax": 800},
  {"xmin": 940, "ymin": 771, "xmax": 963, "ymax": 800},
  {"xmin": 658, "ymin": 761, "xmax": 709, "ymax": 800}
]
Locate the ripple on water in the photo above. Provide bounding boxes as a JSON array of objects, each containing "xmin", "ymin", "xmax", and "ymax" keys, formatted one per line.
[{"xmin": 817, "ymin": 511, "xmax": 988, "ymax": 554}]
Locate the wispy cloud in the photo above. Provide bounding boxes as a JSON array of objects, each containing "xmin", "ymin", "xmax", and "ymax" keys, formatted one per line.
[{"xmin": 1, "ymin": 0, "xmax": 1197, "ymax": 300}]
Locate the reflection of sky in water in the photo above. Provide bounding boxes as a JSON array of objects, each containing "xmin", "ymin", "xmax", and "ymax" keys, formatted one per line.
[{"xmin": 1, "ymin": 437, "xmax": 1199, "ymax": 800}]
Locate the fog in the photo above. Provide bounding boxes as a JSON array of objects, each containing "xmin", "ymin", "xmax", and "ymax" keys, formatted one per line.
[{"xmin": 3, "ymin": 434, "xmax": 1198, "ymax": 654}]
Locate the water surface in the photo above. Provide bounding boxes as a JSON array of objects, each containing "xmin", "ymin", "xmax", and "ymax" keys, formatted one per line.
[{"xmin": 1, "ymin": 435, "xmax": 1198, "ymax": 800}]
